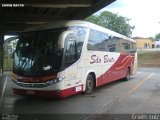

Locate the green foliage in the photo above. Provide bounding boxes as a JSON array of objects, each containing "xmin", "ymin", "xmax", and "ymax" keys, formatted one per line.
[
  {"xmin": 85, "ymin": 11, "xmax": 135, "ymax": 37},
  {"xmin": 155, "ymin": 33, "xmax": 160, "ymax": 40},
  {"xmin": 149, "ymin": 37, "xmax": 154, "ymax": 40},
  {"xmin": 85, "ymin": 15, "xmax": 99, "ymax": 24}
]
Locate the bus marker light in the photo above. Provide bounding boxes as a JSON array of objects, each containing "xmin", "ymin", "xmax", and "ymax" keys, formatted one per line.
[{"xmin": 75, "ymin": 86, "xmax": 82, "ymax": 92}]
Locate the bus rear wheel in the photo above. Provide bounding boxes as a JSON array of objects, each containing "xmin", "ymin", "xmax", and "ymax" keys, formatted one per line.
[
  {"xmin": 84, "ymin": 75, "xmax": 94, "ymax": 94},
  {"xmin": 124, "ymin": 68, "xmax": 130, "ymax": 81}
]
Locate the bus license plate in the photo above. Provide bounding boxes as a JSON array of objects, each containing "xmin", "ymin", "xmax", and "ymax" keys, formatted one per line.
[{"xmin": 26, "ymin": 90, "xmax": 35, "ymax": 95}]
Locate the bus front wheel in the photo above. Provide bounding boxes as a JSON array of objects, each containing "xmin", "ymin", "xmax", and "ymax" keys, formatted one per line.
[{"xmin": 84, "ymin": 75, "xmax": 94, "ymax": 94}]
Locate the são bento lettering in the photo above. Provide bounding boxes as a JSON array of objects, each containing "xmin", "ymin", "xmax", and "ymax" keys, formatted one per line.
[{"xmin": 90, "ymin": 55, "xmax": 115, "ymax": 64}]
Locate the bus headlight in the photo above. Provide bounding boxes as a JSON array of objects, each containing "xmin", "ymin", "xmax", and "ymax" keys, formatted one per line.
[
  {"xmin": 47, "ymin": 76, "xmax": 65, "ymax": 85},
  {"xmin": 58, "ymin": 76, "xmax": 65, "ymax": 82}
]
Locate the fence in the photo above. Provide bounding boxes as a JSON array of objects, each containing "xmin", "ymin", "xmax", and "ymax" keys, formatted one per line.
[
  {"xmin": 139, "ymin": 63, "xmax": 160, "ymax": 68},
  {"xmin": 137, "ymin": 48, "xmax": 160, "ymax": 53}
]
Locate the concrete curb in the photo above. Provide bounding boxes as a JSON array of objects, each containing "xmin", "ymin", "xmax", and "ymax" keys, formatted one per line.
[{"xmin": 82, "ymin": 97, "xmax": 118, "ymax": 120}]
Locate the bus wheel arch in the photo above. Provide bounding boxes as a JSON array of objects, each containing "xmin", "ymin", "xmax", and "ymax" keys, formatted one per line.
[{"xmin": 84, "ymin": 72, "xmax": 96, "ymax": 94}]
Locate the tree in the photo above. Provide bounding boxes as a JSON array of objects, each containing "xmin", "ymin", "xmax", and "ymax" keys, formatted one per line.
[
  {"xmin": 155, "ymin": 33, "xmax": 160, "ymax": 40},
  {"xmin": 85, "ymin": 11, "xmax": 135, "ymax": 37}
]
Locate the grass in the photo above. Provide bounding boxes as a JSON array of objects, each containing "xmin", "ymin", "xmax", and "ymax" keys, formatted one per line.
[
  {"xmin": 138, "ymin": 51, "xmax": 160, "ymax": 67},
  {"xmin": 3, "ymin": 54, "xmax": 13, "ymax": 71}
]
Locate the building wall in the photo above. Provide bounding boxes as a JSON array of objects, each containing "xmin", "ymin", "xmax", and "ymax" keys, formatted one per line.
[{"xmin": 134, "ymin": 38, "xmax": 155, "ymax": 49}]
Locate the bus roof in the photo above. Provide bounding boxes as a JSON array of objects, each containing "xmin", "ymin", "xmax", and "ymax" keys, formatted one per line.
[{"xmin": 25, "ymin": 20, "xmax": 136, "ymax": 43}]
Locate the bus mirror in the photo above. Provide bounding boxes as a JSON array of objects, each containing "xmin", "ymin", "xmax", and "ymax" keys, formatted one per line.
[
  {"xmin": 66, "ymin": 33, "xmax": 76, "ymax": 41},
  {"xmin": 12, "ymin": 51, "xmax": 15, "ymax": 58},
  {"xmin": 58, "ymin": 31, "xmax": 75, "ymax": 48}
]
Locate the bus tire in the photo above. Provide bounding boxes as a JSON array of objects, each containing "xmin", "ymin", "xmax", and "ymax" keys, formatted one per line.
[
  {"xmin": 84, "ymin": 74, "xmax": 94, "ymax": 94},
  {"xmin": 124, "ymin": 68, "xmax": 130, "ymax": 81}
]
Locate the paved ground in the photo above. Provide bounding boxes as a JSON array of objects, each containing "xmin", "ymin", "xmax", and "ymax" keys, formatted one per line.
[
  {"xmin": 102, "ymin": 68, "xmax": 160, "ymax": 120},
  {"xmin": 106, "ymin": 68, "xmax": 160, "ymax": 114},
  {"xmin": 0, "ymin": 68, "xmax": 160, "ymax": 120},
  {"xmin": 0, "ymin": 72, "xmax": 117, "ymax": 120}
]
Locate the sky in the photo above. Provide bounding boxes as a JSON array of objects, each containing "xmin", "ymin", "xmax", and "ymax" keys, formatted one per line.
[{"xmin": 96, "ymin": 0, "xmax": 160, "ymax": 38}]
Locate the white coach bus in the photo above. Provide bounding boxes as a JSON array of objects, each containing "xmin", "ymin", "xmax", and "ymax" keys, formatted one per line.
[{"xmin": 12, "ymin": 20, "xmax": 137, "ymax": 98}]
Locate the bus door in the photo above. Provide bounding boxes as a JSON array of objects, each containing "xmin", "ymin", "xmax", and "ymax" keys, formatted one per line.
[{"xmin": 63, "ymin": 33, "xmax": 82, "ymax": 92}]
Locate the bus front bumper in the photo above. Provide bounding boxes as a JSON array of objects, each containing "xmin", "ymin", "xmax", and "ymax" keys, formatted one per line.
[{"xmin": 13, "ymin": 84, "xmax": 83, "ymax": 98}]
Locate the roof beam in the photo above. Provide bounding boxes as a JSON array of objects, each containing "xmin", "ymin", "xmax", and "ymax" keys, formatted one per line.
[
  {"xmin": 4, "ymin": 25, "xmax": 26, "ymax": 32},
  {"xmin": 0, "ymin": 0, "xmax": 92, "ymax": 8},
  {"xmin": 69, "ymin": 0, "xmax": 116, "ymax": 19},
  {"xmin": 3, "ymin": 14, "xmax": 67, "ymax": 23}
]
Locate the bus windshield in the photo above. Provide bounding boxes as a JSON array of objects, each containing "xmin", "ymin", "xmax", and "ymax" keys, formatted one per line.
[{"xmin": 13, "ymin": 27, "xmax": 67, "ymax": 76}]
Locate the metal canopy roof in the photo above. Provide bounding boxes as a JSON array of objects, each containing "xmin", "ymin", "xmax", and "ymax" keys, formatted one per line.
[{"xmin": 0, "ymin": 0, "xmax": 115, "ymax": 34}]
